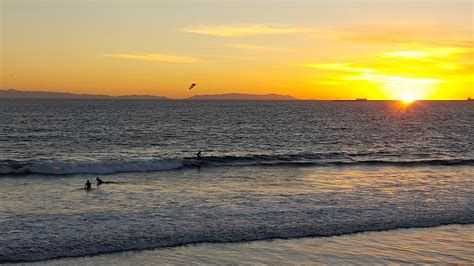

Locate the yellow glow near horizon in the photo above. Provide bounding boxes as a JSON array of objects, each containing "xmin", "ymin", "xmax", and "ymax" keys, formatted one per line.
[
  {"xmin": 353, "ymin": 73, "xmax": 441, "ymax": 101},
  {"xmin": 303, "ymin": 44, "xmax": 471, "ymax": 100}
]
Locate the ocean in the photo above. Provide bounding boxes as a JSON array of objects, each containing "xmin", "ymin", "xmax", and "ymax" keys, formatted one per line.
[{"xmin": 0, "ymin": 99, "xmax": 473, "ymax": 263}]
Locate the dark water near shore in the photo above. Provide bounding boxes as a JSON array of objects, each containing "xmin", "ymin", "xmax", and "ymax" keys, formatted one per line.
[{"xmin": 0, "ymin": 100, "xmax": 472, "ymax": 262}]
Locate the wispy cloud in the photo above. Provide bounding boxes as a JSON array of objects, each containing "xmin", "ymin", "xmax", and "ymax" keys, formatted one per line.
[
  {"xmin": 181, "ymin": 24, "xmax": 312, "ymax": 37},
  {"xmin": 297, "ymin": 63, "xmax": 375, "ymax": 73},
  {"xmin": 333, "ymin": 25, "xmax": 473, "ymax": 46},
  {"xmin": 381, "ymin": 47, "xmax": 471, "ymax": 58},
  {"xmin": 103, "ymin": 53, "xmax": 199, "ymax": 63},
  {"xmin": 182, "ymin": 23, "xmax": 472, "ymax": 48},
  {"xmin": 226, "ymin": 43, "xmax": 288, "ymax": 52}
]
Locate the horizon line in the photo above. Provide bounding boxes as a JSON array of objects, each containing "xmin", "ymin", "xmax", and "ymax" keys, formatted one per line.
[{"xmin": 1, "ymin": 88, "xmax": 472, "ymax": 101}]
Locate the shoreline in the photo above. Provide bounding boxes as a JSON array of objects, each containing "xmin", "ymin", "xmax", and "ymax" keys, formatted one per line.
[{"xmin": 19, "ymin": 224, "xmax": 473, "ymax": 265}]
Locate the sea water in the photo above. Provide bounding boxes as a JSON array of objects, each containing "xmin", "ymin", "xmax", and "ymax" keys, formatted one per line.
[{"xmin": 0, "ymin": 100, "xmax": 473, "ymax": 262}]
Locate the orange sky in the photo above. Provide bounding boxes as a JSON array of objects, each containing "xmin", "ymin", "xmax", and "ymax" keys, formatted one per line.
[{"xmin": 1, "ymin": 0, "xmax": 473, "ymax": 100}]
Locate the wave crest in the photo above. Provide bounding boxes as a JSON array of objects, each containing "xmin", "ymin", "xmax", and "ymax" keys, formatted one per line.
[
  {"xmin": 1, "ymin": 155, "xmax": 473, "ymax": 176},
  {"xmin": 0, "ymin": 159, "xmax": 185, "ymax": 175}
]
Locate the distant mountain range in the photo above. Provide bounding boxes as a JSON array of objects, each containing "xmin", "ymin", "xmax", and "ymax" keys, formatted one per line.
[
  {"xmin": 0, "ymin": 89, "xmax": 299, "ymax": 100},
  {"xmin": 0, "ymin": 89, "xmax": 168, "ymax": 100},
  {"xmin": 185, "ymin": 93, "xmax": 298, "ymax": 100}
]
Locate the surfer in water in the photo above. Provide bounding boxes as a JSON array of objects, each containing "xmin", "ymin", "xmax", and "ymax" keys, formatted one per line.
[
  {"xmin": 196, "ymin": 151, "xmax": 202, "ymax": 159},
  {"xmin": 85, "ymin": 180, "xmax": 92, "ymax": 190},
  {"xmin": 96, "ymin": 177, "xmax": 121, "ymax": 185},
  {"xmin": 96, "ymin": 177, "xmax": 104, "ymax": 185}
]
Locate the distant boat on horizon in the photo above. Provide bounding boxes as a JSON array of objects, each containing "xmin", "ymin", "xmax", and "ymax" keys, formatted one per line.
[{"xmin": 334, "ymin": 98, "xmax": 369, "ymax": 102}]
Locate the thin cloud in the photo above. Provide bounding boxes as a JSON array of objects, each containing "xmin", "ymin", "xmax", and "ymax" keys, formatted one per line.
[
  {"xmin": 381, "ymin": 47, "xmax": 472, "ymax": 58},
  {"xmin": 297, "ymin": 63, "xmax": 375, "ymax": 73},
  {"xmin": 181, "ymin": 24, "xmax": 312, "ymax": 37},
  {"xmin": 334, "ymin": 25, "xmax": 473, "ymax": 46},
  {"xmin": 181, "ymin": 23, "xmax": 472, "ymax": 47},
  {"xmin": 226, "ymin": 43, "xmax": 288, "ymax": 52},
  {"xmin": 103, "ymin": 53, "xmax": 199, "ymax": 63}
]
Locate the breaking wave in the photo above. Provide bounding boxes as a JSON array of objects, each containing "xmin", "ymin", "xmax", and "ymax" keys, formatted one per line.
[{"xmin": 0, "ymin": 154, "xmax": 473, "ymax": 176}]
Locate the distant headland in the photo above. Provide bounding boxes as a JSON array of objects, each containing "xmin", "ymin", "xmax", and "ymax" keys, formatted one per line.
[
  {"xmin": 0, "ymin": 89, "xmax": 168, "ymax": 100},
  {"xmin": 0, "ymin": 89, "xmax": 299, "ymax": 100}
]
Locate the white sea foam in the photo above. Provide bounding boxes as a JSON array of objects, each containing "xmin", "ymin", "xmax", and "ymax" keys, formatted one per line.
[{"xmin": 0, "ymin": 159, "xmax": 185, "ymax": 175}]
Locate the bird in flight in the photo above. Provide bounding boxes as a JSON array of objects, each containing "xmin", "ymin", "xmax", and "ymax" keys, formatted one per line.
[{"xmin": 189, "ymin": 83, "xmax": 196, "ymax": 90}]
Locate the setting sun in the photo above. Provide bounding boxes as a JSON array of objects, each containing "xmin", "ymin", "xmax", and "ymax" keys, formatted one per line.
[{"xmin": 401, "ymin": 95, "xmax": 415, "ymax": 104}]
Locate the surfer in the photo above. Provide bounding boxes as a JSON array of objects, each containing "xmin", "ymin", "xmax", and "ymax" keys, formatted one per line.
[
  {"xmin": 96, "ymin": 177, "xmax": 104, "ymax": 185},
  {"xmin": 196, "ymin": 151, "xmax": 202, "ymax": 159},
  {"xmin": 85, "ymin": 180, "xmax": 92, "ymax": 190},
  {"xmin": 96, "ymin": 177, "xmax": 121, "ymax": 185}
]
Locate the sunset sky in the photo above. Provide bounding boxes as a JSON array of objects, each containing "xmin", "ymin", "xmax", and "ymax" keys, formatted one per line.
[{"xmin": 1, "ymin": 0, "xmax": 473, "ymax": 100}]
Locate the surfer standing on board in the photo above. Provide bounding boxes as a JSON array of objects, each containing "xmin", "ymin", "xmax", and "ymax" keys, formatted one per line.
[{"xmin": 196, "ymin": 151, "xmax": 202, "ymax": 159}]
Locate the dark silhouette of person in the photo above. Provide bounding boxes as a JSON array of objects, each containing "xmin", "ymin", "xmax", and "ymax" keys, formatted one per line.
[
  {"xmin": 96, "ymin": 177, "xmax": 104, "ymax": 185},
  {"xmin": 196, "ymin": 151, "xmax": 202, "ymax": 159},
  {"xmin": 85, "ymin": 180, "xmax": 92, "ymax": 190}
]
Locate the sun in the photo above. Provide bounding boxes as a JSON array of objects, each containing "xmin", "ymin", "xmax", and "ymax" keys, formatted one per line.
[{"xmin": 401, "ymin": 95, "xmax": 415, "ymax": 104}]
